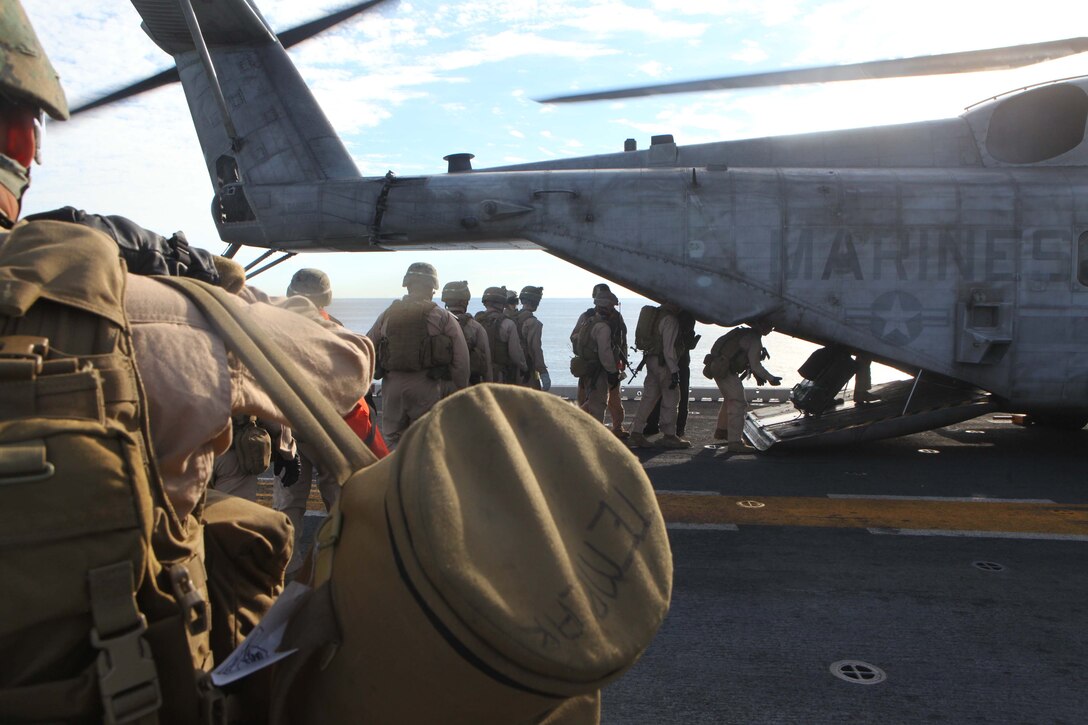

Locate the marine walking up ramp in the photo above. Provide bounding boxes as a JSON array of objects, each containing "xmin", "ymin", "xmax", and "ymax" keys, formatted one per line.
[{"xmin": 744, "ymin": 378, "xmax": 997, "ymax": 451}]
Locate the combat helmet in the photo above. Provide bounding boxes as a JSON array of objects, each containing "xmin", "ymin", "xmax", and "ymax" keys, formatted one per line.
[
  {"xmin": 0, "ymin": 2, "xmax": 69, "ymax": 222},
  {"xmin": 593, "ymin": 289, "xmax": 619, "ymax": 307},
  {"xmin": 441, "ymin": 280, "xmax": 471, "ymax": 307},
  {"xmin": 518, "ymin": 285, "xmax": 543, "ymax": 306},
  {"xmin": 482, "ymin": 286, "xmax": 507, "ymax": 307},
  {"xmin": 403, "ymin": 262, "xmax": 439, "ymax": 290},
  {"xmin": 0, "ymin": 3, "xmax": 68, "ymax": 122},
  {"xmin": 287, "ymin": 268, "xmax": 333, "ymax": 308}
]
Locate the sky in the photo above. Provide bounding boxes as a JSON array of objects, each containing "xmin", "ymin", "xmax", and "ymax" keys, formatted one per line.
[{"xmin": 20, "ymin": 0, "xmax": 1088, "ymax": 300}]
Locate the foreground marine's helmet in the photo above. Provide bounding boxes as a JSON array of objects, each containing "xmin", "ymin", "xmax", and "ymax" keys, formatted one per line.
[
  {"xmin": 0, "ymin": 2, "xmax": 70, "ymax": 223},
  {"xmin": 287, "ymin": 268, "xmax": 333, "ymax": 308},
  {"xmin": 441, "ymin": 280, "xmax": 471, "ymax": 307},
  {"xmin": 0, "ymin": 3, "xmax": 68, "ymax": 121},
  {"xmin": 402, "ymin": 262, "xmax": 439, "ymax": 290}
]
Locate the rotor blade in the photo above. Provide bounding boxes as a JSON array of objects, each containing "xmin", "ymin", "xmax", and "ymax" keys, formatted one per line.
[
  {"xmin": 70, "ymin": 0, "xmax": 391, "ymax": 116},
  {"xmin": 539, "ymin": 36, "xmax": 1088, "ymax": 104},
  {"xmin": 70, "ymin": 67, "xmax": 180, "ymax": 116},
  {"xmin": 276, "ymin": 0, "xmax": 389, "ymax": 48}
]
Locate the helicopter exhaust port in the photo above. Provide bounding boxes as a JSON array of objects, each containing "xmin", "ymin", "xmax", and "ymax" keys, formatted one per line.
[{"xmin": 444, "ymin": 153, "xmax": 475, "ymax": 173}]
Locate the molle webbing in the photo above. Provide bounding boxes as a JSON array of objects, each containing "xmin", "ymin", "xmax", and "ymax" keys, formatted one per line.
[
  {"xmin": 514, "ymin": 309, "xmax": 534, "ymax": 369},
  {"xmin": 0, "ymin": 221, "xmax": 171, "ymax": 724},
  {"xmin": 382, "ymin": 299, "xmax": 436, "ymax": 373},
  {"xmin": 575, "ymin": 318, "xmax": 601, "ymax": 362},
  {"xmin": 456, "ymin": 313, "xmax": 488, "ymax": 378},
  {"xmin": 477, "ymin": 310, "xmax": 510, "ymax": 366},
  {"xmin": 706, "ymin": 329, "xmax": 751, "ymax": 378}
]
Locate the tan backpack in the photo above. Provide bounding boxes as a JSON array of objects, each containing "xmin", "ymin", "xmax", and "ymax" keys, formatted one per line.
[
  {"xmin": 455, "ymin": 312, "xmax": 489, "ymax": 379},
  {"xmin": 702, "ymin": 327, "xmax": 752, "ymax": 379},
  {"xmin": 233, "ymin": 416, "xmax": 272, "ymax": 475},
  {"xmin": 475, "ymin": 309, "xmax": 511, "ymax": 366},
  {"xmin": 0, "ymin": 221, "xmax": 217, "ymax": 724},
  {"xmin": 378, "ymin": 299, "xmax": 453, "ymax": 374}
]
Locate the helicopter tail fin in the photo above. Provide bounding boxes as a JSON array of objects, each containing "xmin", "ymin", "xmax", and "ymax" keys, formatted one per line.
[{"xmin": 131, "ymin": 0, "xmax": 360, "ymax": 190}]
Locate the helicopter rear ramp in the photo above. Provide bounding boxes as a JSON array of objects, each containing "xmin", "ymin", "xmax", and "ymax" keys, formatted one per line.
[{"xmin": 743, "ymin": 378, "xmax": 997, "ymax": 451}]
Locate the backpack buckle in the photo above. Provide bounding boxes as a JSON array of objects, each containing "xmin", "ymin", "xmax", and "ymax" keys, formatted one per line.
[
  {"xmin": 0, "ymin": 335, "xmax": 48, "ymax": 379},
  {"xmin": 91, "ymin": 613, "xmax": 162, "ymax": 724},
  {"xmin": 170, "ymin": 563, "xmax": 210, "ymax": 636}
]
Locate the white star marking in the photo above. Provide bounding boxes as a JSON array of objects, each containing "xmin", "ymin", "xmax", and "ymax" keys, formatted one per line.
[{"xmin": 879, "ymin": 294, "xmax": 916, "ymax": 339}]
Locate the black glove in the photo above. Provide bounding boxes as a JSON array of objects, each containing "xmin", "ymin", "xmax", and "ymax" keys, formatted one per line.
[
  {"xmin": 669, "ymin": 372, "xmax": 680, "ymax": 390},
  {"xmin": 768, "ymin": 375, "xmax": 782, "ymax": 386},
  {"xmin": 607, "ymin": 372, "xmax": 620, "ymax": 388},
  {"xmin": 754, "ymin": 375, "xmax": 767, "ymax": 386},
  {"xmin": 274, "ymin": 452, "xmax": 301, "ymax": 487}
]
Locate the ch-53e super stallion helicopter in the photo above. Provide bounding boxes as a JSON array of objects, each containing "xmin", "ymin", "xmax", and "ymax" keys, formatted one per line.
[{"xmin": 81, "ymin": 0, "xmax": 1088, "ymax": 447}]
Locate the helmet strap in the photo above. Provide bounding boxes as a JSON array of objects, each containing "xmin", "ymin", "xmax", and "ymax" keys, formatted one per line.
[{"xmin": 0, "ymin": 152, "xmax": 29, "ymax": 226}]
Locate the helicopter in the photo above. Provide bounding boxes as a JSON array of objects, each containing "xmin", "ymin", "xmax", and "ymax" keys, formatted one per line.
[{"xmin": 53, "ymin": 0, "xmax": 1088, "ymax": 439}]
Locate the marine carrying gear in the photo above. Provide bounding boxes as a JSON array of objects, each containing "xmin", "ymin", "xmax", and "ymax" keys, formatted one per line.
[
  {"xmin": 0, "ymin": 221, "xmax": 218, "ymax": 724},
  {"xmin": 378, "ymin": 299, "xmax": 454, "ymax": 374}
]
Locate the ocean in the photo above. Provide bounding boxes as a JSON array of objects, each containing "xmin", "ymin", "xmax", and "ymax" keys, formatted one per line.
[{"xmin": 327, "ymin": 298, "xmax": 909, "ymax": 390}]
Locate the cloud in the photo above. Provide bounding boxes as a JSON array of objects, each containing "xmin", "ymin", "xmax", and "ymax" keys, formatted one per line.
[
  {"xmin": 638, "ymin": 61, "xmax": 668, "ymax": 78},
  {"xmin": 731, "ymin": 40, "xmax": 768, "ymax": 65},
  {"xmin": 559, "ymin": 3, "xmax": 708, "ymax": 40}
]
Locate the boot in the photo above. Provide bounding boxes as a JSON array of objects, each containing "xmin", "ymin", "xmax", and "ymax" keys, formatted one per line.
[
  {"xmin": 656, "ymin": 434, "xmax": 692, "ymax": 450},
  {"xmin": 628, "ymin": 431, "xmax": 653, "ymax": 449},
  {"xmin": 727, "ymin": 440, "xmax": 755, "ymax": 454},
  {"xmin": 713, "ymin": 428, "xmax": 728, "ymax": 440}
]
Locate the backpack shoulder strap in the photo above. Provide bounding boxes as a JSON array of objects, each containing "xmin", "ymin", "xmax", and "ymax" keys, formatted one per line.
[{"xmin": 158, "ymin": 278, "xmax": 377, "ymax": 481}]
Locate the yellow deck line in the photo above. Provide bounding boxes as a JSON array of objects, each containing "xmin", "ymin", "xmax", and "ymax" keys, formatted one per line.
[{"xmin": 655, "ymin": 493, "xmax": 1088, "ymax": 536}]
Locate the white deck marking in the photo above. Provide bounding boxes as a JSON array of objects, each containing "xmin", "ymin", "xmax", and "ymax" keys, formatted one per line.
[
  {"xmin": 867, "ymin": 527, "xmax": 1088, "ymax": 542},
  {"xmin": 659, "ymin": 489, "xmax": 720, "ymax": 496},
  {"xmin": 831, "ymin": 494, "xmax": 1055, "ymax": 504},
  {"xmin": 667, "ymin": 523, "xmax": 740, "ymax": 531}
]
